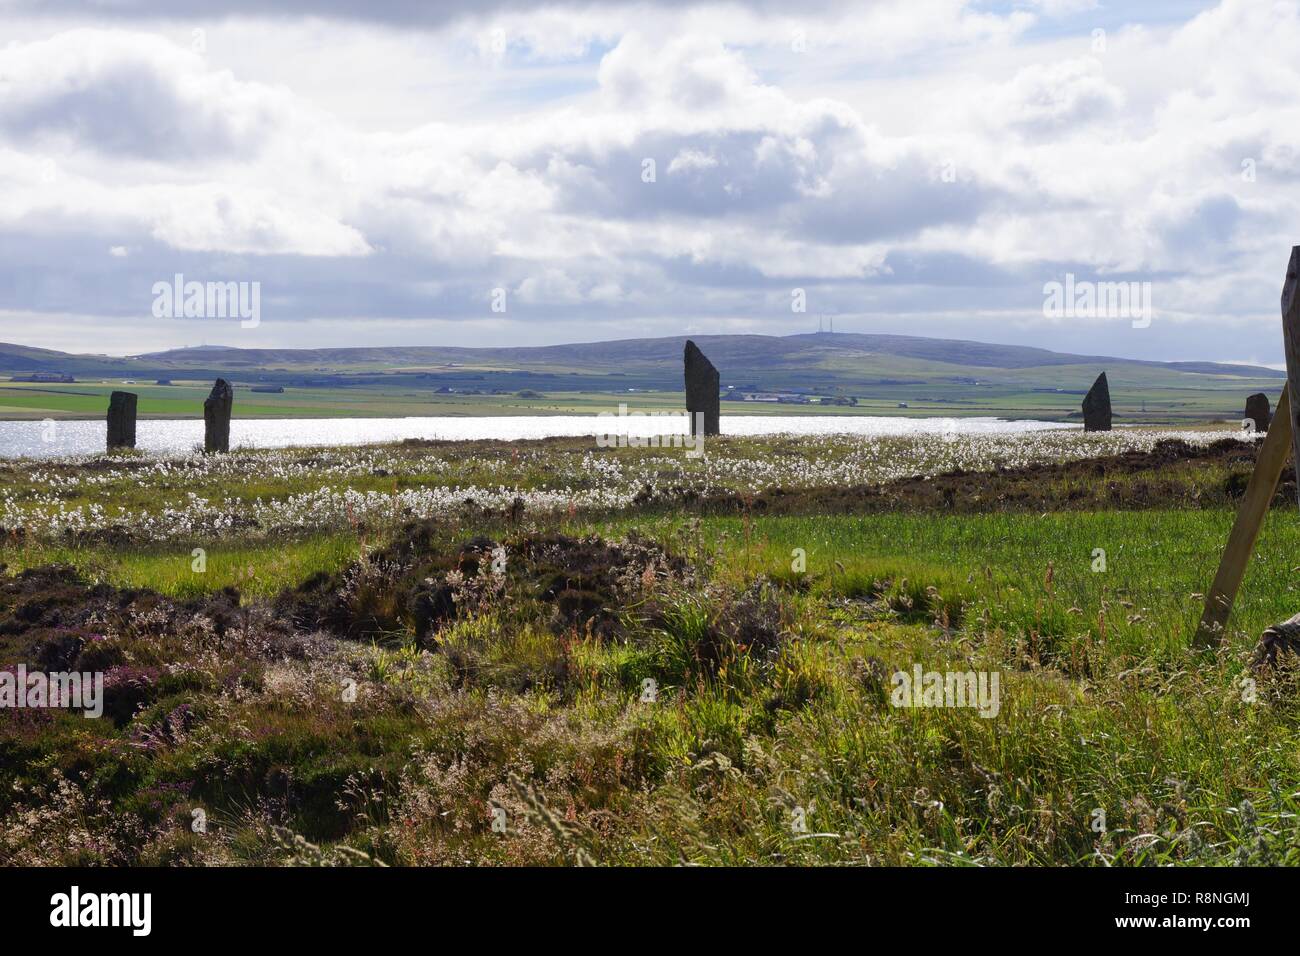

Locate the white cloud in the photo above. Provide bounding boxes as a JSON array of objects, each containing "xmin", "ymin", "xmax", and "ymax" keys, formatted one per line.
[
  {"xmin": 516, "ymin": 268, "xmax": 585, "ymax": 304},
  {"xmin": 667, "ymin": 148, "xmax": 720, "ymax": 174},
  {"xmin": 0, "ymin": 0, "xmax": 1296, "ymax": 365},
  {"xmin": 981, "ymin": 58, "xmax": 1124, "ymax": 134}
]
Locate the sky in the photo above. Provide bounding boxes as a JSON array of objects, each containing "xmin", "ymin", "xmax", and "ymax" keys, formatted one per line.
[{"xmin": 0, "ymin": 0, "xmax": 1297, "ymax": 366}]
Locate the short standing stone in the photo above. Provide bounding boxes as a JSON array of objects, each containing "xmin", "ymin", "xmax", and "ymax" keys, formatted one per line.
[
  {"xmin": 1082, "ymin": 372, "xmax": 1112, "ymax": 432},
  {"xmin": 684, "ymin": 340, "xmax": 720, "ymax": 437},
  {"xmin": 1244, "ymin": 392, "xmax": 1271, "ymax": 434},
  {"xmin": 203, "ymin": 379, "xmax": 233, "ymax": 453},
  {"xmin": 106, "ymin": 391, "xmax": 137, "ymax": 450}
]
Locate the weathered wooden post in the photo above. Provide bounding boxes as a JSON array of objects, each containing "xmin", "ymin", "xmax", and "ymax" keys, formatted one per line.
[
  {"xmin": 684, "ymin": 340, "xmax": 720, "ymax": 437},
  {"xmin": 106, "ymin": 390, "xmax": 137, "ymax": 451},
  {"xmin": 1194, "ymin": 384, "xmax": 1290, "ymax": 647},
  {"xmin": 1082, "ymin": 372, "xmax": 1111, "ymax": 431},
  {"xmin": 1194, "ymin": 245, "xmax": 1300, "ymax": 647},
  {"xmin": 203, "ymin": 379, "xmax": 233, "ymax": 454}
]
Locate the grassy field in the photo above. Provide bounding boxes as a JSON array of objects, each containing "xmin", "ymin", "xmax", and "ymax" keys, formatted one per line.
[
  {"xmin": 2, "ymin": 432, "xmax": 1299, "ymax": 866},
  {"xmin": 0, "ymin": 377, "xmax": 1281, "ymax": 424}
]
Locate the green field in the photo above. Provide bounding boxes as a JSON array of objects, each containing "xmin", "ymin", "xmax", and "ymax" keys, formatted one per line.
[{"xmin": 0, "ymin": 377, "xmax": 1280, "ymax": 424}]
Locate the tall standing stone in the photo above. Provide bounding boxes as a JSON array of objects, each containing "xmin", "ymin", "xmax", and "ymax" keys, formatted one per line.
[
  {"xmin": 684, "ymin": 340, "xmax": 720, "ymax": 437},
  {"xmin": 1244, "ymin": 393, "xmax": 1271, "ymax": 434},
  {"xmin": 1082, "ymin": 372, "xmax": 1112, "ymax": 432},
  {"xmin": 106, "ymin": 391, "xmax": 137, "ymax": 451},
  {"xmin": 1284, "ymin": 245, "xmax": 1300, "ymax": 508},
  {"xmin": 204, "ymin": 379, "xmax": 233, "ymax": 454}
]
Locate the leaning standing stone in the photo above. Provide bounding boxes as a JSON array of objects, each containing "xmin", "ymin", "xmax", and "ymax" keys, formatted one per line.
[
  {"xmin": 684, "ymin": 340, "xmax": 720, "ymax": 437},
  {"xmin": 1082, "ymin": 372, "xmax": 1112, "ymax": 432},
  {"xmin": 1244, "ymin": 392, "xmax": 1271, "ymax": 434},
  {"xmin": 107, "ymin": 391, "xmax": 137, "ymax": 450},
  {"xmin": 204, "ymin": 379, "xmax": 233, "ymax": 453}
]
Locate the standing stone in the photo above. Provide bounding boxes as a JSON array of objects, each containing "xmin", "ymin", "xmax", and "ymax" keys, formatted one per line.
[
  {"xmin": 1082, "ymin": 372, "xmax": 1112, "ymax": 432},
  {"xmin": 106, "ymin": 391, "xmax": 137, "ymax": 450},
  {"xmin": 203, "ymin": 379, "xmax": 233, "ymax": 453},
  {"xmin": 684, "ymin": 340, "xmax": 720, "ymax": 437},
  {"xmin": 1245, "ymin": 392, "xmax": 1271, "ymax": 434},
  {"xmin": 1282, "ymin": 245, "xmax": 1300, "ymax": 509}
]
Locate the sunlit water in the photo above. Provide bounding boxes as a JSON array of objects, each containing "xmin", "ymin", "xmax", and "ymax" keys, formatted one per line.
[{"xmin": 0, "ymin": 414, "xmax": 1076, "ymax": 460}]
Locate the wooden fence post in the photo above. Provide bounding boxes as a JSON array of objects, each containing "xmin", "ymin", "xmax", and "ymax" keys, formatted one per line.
[
  {"xmin": 1193, "ymin": 384, "xmax": 1290, "ymax": 647},
  {"xmin": 1193, "ymin": 246, "xmax": 1300, "ymax": 647}
]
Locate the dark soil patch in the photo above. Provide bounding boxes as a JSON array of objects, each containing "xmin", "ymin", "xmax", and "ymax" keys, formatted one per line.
[
  {"xmin": 277, "ymin": 521, "xmax": 692, "ymax": 644},
  {"xmin": 0, "ymin": 564, "xmax": 124, "ymax": 671},
  {"xmin": 0, "ymin": 564, "xmax": 294, "ymax": 724},
  {"xmin": 685, "ymin": 438, "xmax": 1291, "ymax": 516}
]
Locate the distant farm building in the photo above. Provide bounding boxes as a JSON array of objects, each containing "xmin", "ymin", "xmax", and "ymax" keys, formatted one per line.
[
  {"xmin": 724, "ymin": 391, "xmax": 811, "ymax": 404},
  {"xmin": 12, "ymin": 371, "xmax": 75, "ymax": 383}
]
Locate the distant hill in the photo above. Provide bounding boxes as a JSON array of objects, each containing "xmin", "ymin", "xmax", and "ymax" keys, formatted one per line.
[
  {"xmin": 0, "ymin": 332, "xmax": 1284, "ymax": 425},
  {"xmin": 127, "ymin": 332, "xmax": 1283, "ymax": 379},
  {"xmin": 0, "ymin": 342, "xmax": 101, "ymax": 372}
]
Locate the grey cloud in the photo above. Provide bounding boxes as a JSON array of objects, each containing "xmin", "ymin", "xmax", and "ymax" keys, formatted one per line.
[
  {"xmin": 544, "ymin": 121, "xmax": 995, "ymax": 244},
  {"xmin": 0, "ymin": 223, "xmax": 1286, "ymax": 367},
  {"xmin": 0, "ymin": 33, "xmax": 283, "ymax": 161},
  {"xmin": 548, "ymin": 130, "xmax": 831, "ymax": 219},
  {"xmin": 1157, "ymin": 194, "xmax": 1242, "ymax": 255},
  {"xmin": 874, "ymin": 251, "xmax": 1023, "ymax": 288},
  {"xmin": 792, "ymin": 160, "xmax": 996, "ymax": 244},
  {"xmin": 0, "ymin": 63, "xmax": 253, "ymax": 159},
  {"xmin": 2, "ymin": 0, "xmax": 851, "ymax": 27}
]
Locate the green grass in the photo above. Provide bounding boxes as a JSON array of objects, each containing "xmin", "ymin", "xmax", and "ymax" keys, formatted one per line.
[
  {"xmin": 597, "ymin": 508, "xmax": 1300, "ymax": 656},
  {"xmin": 3, "ymin": 532, "xmax": 362, "ymax": 599},
  {"xmin": 4, "ymin": 438, "xmax": 1300, "ymax": 867},
  {"xmin": 9, "ymin": 507, "xmax": 1291, "ymax": 650},
  {"xmin": 0, "ymin": 383, "xmax": 324, "ymax": 418}
]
